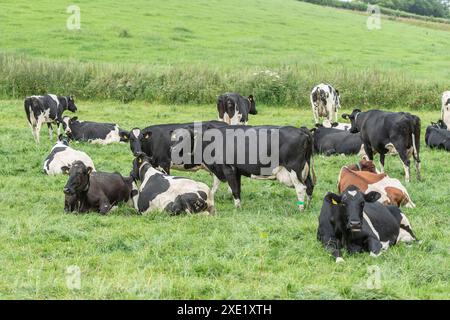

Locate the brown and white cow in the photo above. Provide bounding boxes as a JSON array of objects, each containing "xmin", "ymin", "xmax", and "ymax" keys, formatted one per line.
[{"xmin": 338, "ymin": 160, "xmax": 415, "ymax": 208}]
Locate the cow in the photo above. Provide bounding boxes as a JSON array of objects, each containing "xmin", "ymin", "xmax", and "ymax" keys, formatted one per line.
[
  {"xmin": 310, "ymin": 83, "xmax": 341, "ymax": 125},
  {"xmin": 425, "ymin": 123, "xmax": 450, "ymax": 151},
  {"xmin": 322, "ymin": 119, "xmax": 351, "ymax": 131},
  {"xmin": 342, "ymin": 109, "xmax": 421, "ymax": 182},
  {"xmin": 191, "ymin": 125, "xmax": 315, "ymax": 211},
  {"xmin": 63, "ymin": 161, "xmax": 133, "ymax": 214},
  {"xmin": 127, "ymin": 121, "xmax": 226, "ymax": 174},
  {"xmin": 312, "ymin": 125, "xmax": 366, "ymax": 157},
  {"xmin": 62, "ymin": 116, "xmax": 129, "ymax": 144},
  {"xmin": 43, "ymin": 135, "xmax": 95, "ymax": 175},
  {"xmin": 338, "ymin": 162, "xmax": 415, "ymax": 208},
  {"xmin": 317, "ymin": 186, "xmax": 417, "ymax": 263},
  {"xmin": 442, "ymin": 91, "xmax": 450, "ymax": 129},
  {"xmin": 130, "ymin": 153, "xmax": 215, "ymax": 215},
  {"xmin": 217, "ymin": 93, "xmax": 257, "ymax": 125},
  {"xmin": 24, "ymin": 94, "xmax": 77, "ymax": 143}
]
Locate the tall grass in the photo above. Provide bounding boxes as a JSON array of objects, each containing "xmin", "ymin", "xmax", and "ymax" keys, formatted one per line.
[{"xmin": 0, "ymin": 53, "xmax": 444, "ymax": 109}]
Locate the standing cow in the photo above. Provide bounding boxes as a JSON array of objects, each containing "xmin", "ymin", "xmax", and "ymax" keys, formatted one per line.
[
  {"xmin": 442, "ymin": 91, "xmax": 450, "ymax": 130},
  {"xmin": 217, "ymin": 93, "xmax": 257, "ymax": 125},
  {"xmin": 24, "ymin": 94, "xmax": 77, "ymax": 143},
  {"xmin": 342, "ymin": 109, "xmax": 421, "ymax": 182},
  {"xmin": 310, "ymin": 83, "xmax": 341, "ymax": 125}
]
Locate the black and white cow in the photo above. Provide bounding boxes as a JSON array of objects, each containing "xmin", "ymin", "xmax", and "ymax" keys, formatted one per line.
[
  {"xmin": 321, "ymin": 120, "xmax": 351, "ymax": 131},
  {"xmin": 442, "ymin": 91, "xmax": 450, "ymax": 130},
  {"xmin": 217, "ymin": 93, "xmax": 257, "ymax": 125},
  {"xmin": 194, "ymin": 125, "xmax": 315, "ymax": 211},
  {"xmin": 425, "ymin": 123, "xmax": 450, "ymax": 151},
  {"xmin": 63, "ymin": 161, "xmax": 133, "ymax": 214},
  {"xmin": 62, "ymin": 116, "xmax": 129, "ymax": 144},
  {"xmin": 317, "ymin": 185, "xmax": 417, "ymax": 262},
  {"xmin": 312, "ymin": 125, "xmax": 366, "ymax": 157},
  {"xmin": 342, "ymin": 109, "xmax": 421, "ymax": 182},
  {"xmin": 128, "ymin": 121, "xmax": 226, "ymax": 174},
  {"xmin": 310, "ymin": 83, "xmax": 341, "ymax": 125},
  {"xmin": 130, "ymin": 153, "xmax": 215, "ymax": 215},
  {"xmin": 24, "ymin": 94, "xmax": 77, "ymax": 143},
  {"xmin": 43, "ymin": 135, "xmax": 95, "ymax": 175}
]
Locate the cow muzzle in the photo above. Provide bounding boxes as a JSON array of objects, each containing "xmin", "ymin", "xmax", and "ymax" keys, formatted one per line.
[
  {"xmin": 63, "ymin": 187, "xmax": 74, "ymax": 195},
  {"xmin": 348, "ymin": 221, "xmax": 362, "ymax": 232}
]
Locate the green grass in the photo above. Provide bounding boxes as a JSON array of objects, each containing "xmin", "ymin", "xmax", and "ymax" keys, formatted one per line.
[{"xmin": 0, "ymin": 100, "xmax": 448, "ymax": 299}]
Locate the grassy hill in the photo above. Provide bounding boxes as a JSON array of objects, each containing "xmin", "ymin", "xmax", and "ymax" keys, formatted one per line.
[{"xmin": 0, "ymin": 0, "xmax": 449, "ymax": 107}]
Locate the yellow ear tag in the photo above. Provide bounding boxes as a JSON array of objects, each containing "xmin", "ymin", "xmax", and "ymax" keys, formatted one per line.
[
  {"xmin": 138, "ymin": 158, "xmax": 142, "ymax": 164},
  {"xmin": 332, "ymin": 199, "xmax": 338, "ymax": 205}
]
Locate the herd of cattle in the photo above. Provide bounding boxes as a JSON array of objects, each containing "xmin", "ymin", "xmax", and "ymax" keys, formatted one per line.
[{"xmin": 24, "ymin": 86, "xmax": 450, "ymax": 262}]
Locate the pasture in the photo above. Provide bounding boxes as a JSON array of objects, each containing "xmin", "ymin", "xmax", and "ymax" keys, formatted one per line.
[{"xmin": 0, "ymin": 100, "xmax": 448, "ymax": 299}]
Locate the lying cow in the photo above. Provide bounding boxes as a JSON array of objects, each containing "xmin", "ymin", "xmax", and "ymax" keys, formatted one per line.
[
  {"xmin": 310, "ymin": 83, "xmax": 341, "ymax": 125},
  {"xmin": 24, "ymin": 94, "xmax": 77, "ymax": 143},
  {"xmin": 130, "ymin": 153, "xmax": 215, "ymax": 215},
  {"xmin": 317, "ymin": 186, "xmax": 417, "ymax": 262},
  {"xmin": 425, "ymin": 123, "xmax": 450, "ymax": 151},
  {"xmin": 62, "ymin": 116, "xmax": 129, "ymax": 144},
  {"xmin": 338, "ymin": 162, "xmax": 415, "ymax": 208},
  {"xmin": 63, "ymin": 161, "xmax": 133, "ymax": 214},
  {"xmin": 312, "ymin": 125, "xmax": 365, "ymax": 156},
  {"xmin": 343, "ymin": 109, "xmax": 421, "ymax": 182},
  {"xmin": 217, "ymin": 93, "xmax": 257, "ymax": 125},
  {"xmin": 194, "ymin": 125, "xmax": 315, "ymax": 211},
  {"xmin": 43, "ymin": 135, "xmax": 95, "ymax": 175},
  {"xmin": 128, "ymin": 121, "xmax": 226, "ymax": 174},
  {"xmin": 442, "ymin": 91, "xmax": 450, "ymax": 129}
]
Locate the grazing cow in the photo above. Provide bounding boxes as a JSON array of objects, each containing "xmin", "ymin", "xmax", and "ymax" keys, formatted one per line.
[
  {"xmin": 342, "ymin": 109, "xmax": 421, "ymax": 182},
  {"xmin": 217, "ymin": 93, "xmax": 257, "ymax": 125},
  {"xmin": 442, "ymin": 91, "xmax": 450, "ymax": 129},
  {"xmin": 62, "ymin": 116, "xmax": 129, "ymax": 144},
  {"xmin": 195, "ymin": 125, "xmax": 315, "ymax": 211},
  {"xmin": 338, "ymin": 163, "xmax": 415, "ymax": 208},
  {"xmin": 317, "ymin": 186, "xmax": 417, "ymax": 262},
  {"xmin": 310, "ymin": 83, "xmax": 341, "ymax": 125},
  {"xmin": 128, "ymin": 121, "xmax": 226, "ymax": 174},
  {"xmin": 43, "ymin": 135, "xmax": 95, "ymax": 175},
  {"xmin": 24, "ymin": 94, "xmax": 77, "ymax": 143},
  {"xmin": 63, "ymin": 161, "xmax": 133, "ymax": 214},
  {"xmin": 425, "ymin": 123, "xmax": 450, "ymax": 151},
  {"xmin": 312, "ymin": 125, "xmax": 366, "ymax": 157},
  {"xmin": 130, "ymin": 153, "xmax": 215, "ymax": 215}
]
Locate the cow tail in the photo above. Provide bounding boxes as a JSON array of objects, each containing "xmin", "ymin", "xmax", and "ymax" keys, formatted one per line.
[
  {"xmin": 24, "ymin": 97, "xmax": 32, "ymax": 125},
  {"xmin": 301, "ymin": 127, "xmax": 316, "ymax": 185},
  {"xmin": 411, "ymin": 116, "xmax": 421, "ymax": 162}
]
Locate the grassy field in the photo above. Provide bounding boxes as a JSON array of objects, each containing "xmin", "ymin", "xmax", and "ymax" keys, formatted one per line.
[{"xmin": 0, "ymin": 100, "xmax": 448, "ymax": 299}]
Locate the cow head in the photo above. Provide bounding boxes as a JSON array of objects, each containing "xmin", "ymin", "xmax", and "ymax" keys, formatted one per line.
[
  {"xmin": 118, "ymin": 130, "xmax": 130, "ymax": 142},
  {"xmin": 248, "ymin": 95, "xmax": 257, "ymax": 115},
  {"xmin": 131, "ymin": 152, "xmax": 151, "ymax": 182},
  {"xmin": 63, "ymin": 161, "xmax": 93, "ymax": 196},
  {"xmin": 326, "ymin": 185, "xmax": 380, "ymax": 233},
  {"xmin": 431, "ymin": 120, "xmax": 447, "ymax": 130},
  {"xmin": 129, "ymin": 128, "xmax": 152, "ymax": 156},
  {"xmin": 66, "ymin": 95, "xmax": 77, "ymax": 113},
  {"xmin": 61, "ymin": 116, "xmax": 73, "ymax": 136},
  {"xmin": 57, "ymin": 134, "xmax": 69, "ymax": 146},
  {"xmin": 342, "ymin": 109, "xmax": 361, "ymax": 133}
]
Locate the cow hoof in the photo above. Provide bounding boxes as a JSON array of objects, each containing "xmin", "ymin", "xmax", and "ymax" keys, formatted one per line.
[
  {"xmin": 335, "ymin": 257, "xmax": 345, "ymax": 263},
  {"xmin": 370, "ymin": 252, "xmax": 381, "ymax": 258},
  {"xmin": 234, "ymin": 199, "xmax": 241, "ymax": 209}
]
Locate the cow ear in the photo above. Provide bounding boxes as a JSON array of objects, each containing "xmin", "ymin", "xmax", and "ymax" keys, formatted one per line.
[
  {"xmin": 364, "ymin": 191, "xmax": 380, "ymax": 203},
  {"xmin": 61, "ymin": 166, "xmax": 70, "ymax": 175},
  {"xmin": 248, "ymin": 95, "xmax": 254, "ymax": 102},
  {"xmin": 119, "ymin": 131, "xmax": 129, "ymax": 141},
  {"xmin": 325, "ymin": 192, "xmax": 342, "ymax": 205},
  {"xmin": 70, "ymin": 117, "xmax": 78, "ymax": 123},
  {"xmin": 143, "ymin": 131, "xmax": 152, "ymax": 139},
  {"xmin": 136, "ymin": 152, "xmax": 145, "ymax": 165},
  {"xmin": 335, "ymin": 89, "xmax": 340, "ymax": 96},
  {"xmin": 86, "ymin": 167, "xmax": 93, "ymax": 175},
  {"xmin": 341, "ymin": 113, "xmax": 348, "ymax": 120}
]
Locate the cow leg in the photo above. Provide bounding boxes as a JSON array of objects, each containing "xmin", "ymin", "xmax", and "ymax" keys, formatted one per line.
[
  {"xmin": 288, "ymin": 170, "xmax": 307, "ymax": 212},
  {"xmin": 47, "ymin": 123, "xmax": 53, "ymax": 140},
  {"xmin": 34, "ymin": 118, "xmax": 44, "ymax": 144},
  {"xmin": 379, "ymin": 152, "xmax": 386, "ymax": 173},
  {"xmin": 210, "ymin": 174, "xmax": 221, "ymax": 197},
  {"xmin": 395, "ymin": 144, "xmax": 411, "ymax": 182},
  {"xmin": 368, "ymin": 237, "xmax": 383, "ymax": 257},
  {"xmin": 363, "ymin": 143, "xmax": 374, "ymax": 161},
  {"xmin": 223, "ymin": 167, "xmax": 241, "ymax": 208},
  {"xmin": 29, "ymin": 123, "xmax": 38, "ymax": 143}
]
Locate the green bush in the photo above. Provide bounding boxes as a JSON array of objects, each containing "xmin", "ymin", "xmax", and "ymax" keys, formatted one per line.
[{"xmin": 0, "ymin": 53, "xmax": 444, "ymax": 109}]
